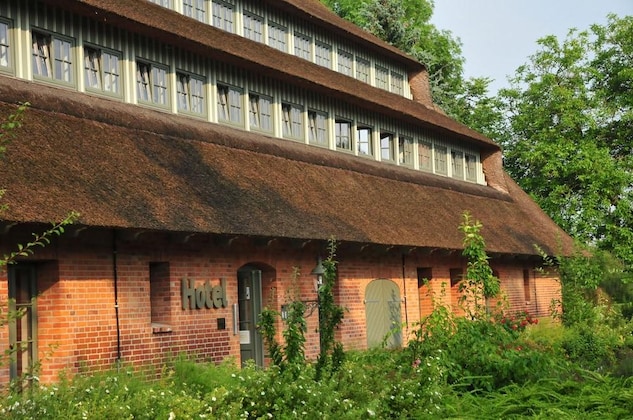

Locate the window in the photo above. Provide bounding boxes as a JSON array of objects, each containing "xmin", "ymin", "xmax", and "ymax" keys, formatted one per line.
[
  {"xmin": 308, "ymin": 110, "xmax": 328, "ymax": 145},
  {"xmin": 249, "ymin": 93, "xmax": 272, "ymax": 132},
  {"xmin": 417, "ymin": 267, "xmax": 432, "ymax": 289},
  {"xmin": 84, "ymin": 46, "xmax": 121, "ymax": 95},
  {"xmin": 390, "ymin": 71, "xmax": 404, "ymax": 95},
  {"xmin": 380, "ymin": 132, "xmax": 394, "ymax": 161},
  {"xmin": 451, "ymin": 150, "xmax": 464, "ymax": 179},
  {"xmin": 418, "ymin": 140, "xmax": 432, "ymax": 172},
  {"xmin": 375, "ymin": 65, "xmax": 388, "ymax": 90},
  {"xmin": 294, "ymin": 33, "xmax": 312, "ymax": 60},
  {"xmin": 434, "ymin": 145, "xmax": 447, "ymax": 175},
  {"xmin": 217, "ymin": 83, "xmax": 242, "ymax": 124},
  {"xmin": 523, "ymin": 269, "xmax": 532, "ymax": 303},
  {"xmin": 337, "ymin": 49, "xmax": 353, "ymax": 76},
  {"xmin": 357, "ymin": 125, "xmax": 373, "ymax": 156},
  {"xmin": 177, "ymin": 72, "xmax": 205, "ymax": 114},
  {"xmin": 0, "ymin": 20, "xmax": 11, "ymax": 71},
  {"xmin": 282, "ymin": 102, "xmax": 303, "ymax": 140},
  {"xmin": 356, "ymin": 57, "xmax": 370, "ymax": 83},
  {"xmin": 212, "ymin": 1, "xmax": 234, "ymax": 32},
  {"xmin": 183, "ymin": 0, "xmax": 206, "ymax": 22},
  {"xmin": 32, "ymin": 31, "xmax": 74, "ymax": 84},
  {"xmin": 268, "ymin": 23, "xmax": 287, "ymax": 52},
  {"xmin": 150, "ymin": 0, "xmax": 172, "ymax": 7},
  {"xmin": 136, "ymin": 60, "xmax": 169, "ymax": 106},
  {"xmin": 450, "ymin": 268, "xmax": 463, "ymax": 287},
  {"xmin": 315, "ymin": 41, "xmax": 331, "ymax": 68},
  {"xmin": 150, "ymin": 262, "xmax": 172, "ymax": 332},
  {"xmin": 399, "ymin": 136, "xmax": 413, "ymax": 166},
  {"xmin": 243, "ymin": 12, "xmax": 263, "ymax": 42},
  {"xmin": 335, "ymin": 119, "xmax": 352, "ymax": 150},
  {"xmin": 465, "ymin": 153, "xmax": 478, "ymax": 182}
]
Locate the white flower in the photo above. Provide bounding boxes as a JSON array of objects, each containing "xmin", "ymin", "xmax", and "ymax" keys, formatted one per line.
[{"xmin": 169, "ymin": 412, "xmax": 176, "ymax": 420}]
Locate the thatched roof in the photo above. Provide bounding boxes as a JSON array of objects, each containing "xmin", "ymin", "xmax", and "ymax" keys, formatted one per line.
[{"xmin": 0, "ymin": 78, "xmax": 573, "ymax": 256}]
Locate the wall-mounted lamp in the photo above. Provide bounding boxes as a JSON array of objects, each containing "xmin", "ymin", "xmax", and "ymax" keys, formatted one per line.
[{"xmin": 310, "ymin": 256, "xmax": 325, "ymax": 292}]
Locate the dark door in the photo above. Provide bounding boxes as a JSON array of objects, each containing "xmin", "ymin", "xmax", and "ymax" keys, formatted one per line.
[
  {"xmin": 8, "ymin": 264, "xmax": 38, "ymax": 384},
  {"xmin": 237, "ymin": 268, "xmax": 263, "ymax": 367}
]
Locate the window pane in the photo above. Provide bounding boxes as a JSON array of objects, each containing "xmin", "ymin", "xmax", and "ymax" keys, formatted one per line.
[
  {"xmin": 0, "ymin": 21, "xmax": 10, "ymax": 68},
  {"xmin": 268, "ymin": 23, "xmax": 287, "ymax": 52},
  {"xmin": 308, "ymin": 110, "xmax": 327, "ymax": 145},
  {"xmin": 294, "ymin": 33, "xmax": 311, "ymax": 60},
  {"xmin": 391, "ymin": 71, "xmax": 404, "ymax": 95},
  {"xmin": 137, "ymin": 62, "xmax": 151, "ymax": 101},
  {"xmin": 418, "ymin": 141, "xmax": 432, "ymax": 172},
  {"xmin": 84, "ymin": 47, "xmax": 100, "ymax": 89},
  {"xmin": 451, "ymin": 150, "xmax": 464, "ymax": 179},
  {"xmin": 32, "ymin": 32, "xmax": 51, "ymax": 78},
  {"xmin": 357, "ymin": 126, "xmax": 373, "ymax": 156},
  {"xmin": 356, "ymin": 58, "xmax": 370, "ymax": 83},
  {"xmin": 375, "ymin": 65, "xmax": 388, "ymax": 90},
  {"xmin": 335, "ymin": 120, "xmax": 351, "ymax": 150},
  {"xmin": 315, "ymin": 42, "xmax": 331, "ymax": 68},
  {"xmin": 152, "ymin": 66, "xmax": 168, "ymax": 105},
  {"xmin": 54, "ymin": 38, "xmax": 73, "ymax": 83},
  {"xmin": 244, "ymin": 13, "xmax": 263, "ymax": 42},
  {"xmin": 435, "ymin": 145, "xmax": 447, "ymax": 174},
  {"xmin": 102, "ymin": 52, "xmax": 120, "ymax": 93},
  {"xmin": 213, "ymin": 1, "xmax": 234, "ymax": 32},
  {"xmin": 399, "ymin": 136, "xmax": 413, "ymax": 165},
  {"xmin": 337, "ymin": 50, "xmax": 353, "ymax": 76},
  {"xmin": 380, "ymin": 132, "xmax": 394, "ymax": 161},
  {"xmin": 465, "ymin": 153, "xmax": 478, "ymax": 181}
]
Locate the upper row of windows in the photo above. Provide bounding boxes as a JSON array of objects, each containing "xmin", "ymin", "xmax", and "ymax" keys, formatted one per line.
[
  {"xmin": 148, "ymin": 0, "xmax": 408, "ymax": 96},
  {"xmin": 0, "ymin": 20, "xmax": 482, "ymax": 183}
]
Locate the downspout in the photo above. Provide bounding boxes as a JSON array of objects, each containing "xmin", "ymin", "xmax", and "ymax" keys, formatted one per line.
[
  {"xmin": 112, "ymin": 229, "xmax": 122, "ymax": 367},
  {"xmin": 401, "ymin": 254, "xmax": 409, "ymax": 339}
]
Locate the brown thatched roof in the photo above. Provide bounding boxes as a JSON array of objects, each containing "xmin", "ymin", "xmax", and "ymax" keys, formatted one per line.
[{"xmin": 0, "ymin": 78, "xmax": 573, "ymax": 256}]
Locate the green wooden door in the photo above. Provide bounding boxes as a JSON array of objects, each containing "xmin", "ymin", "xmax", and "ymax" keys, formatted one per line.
[{"xmin": 365, "ymin": 279, "xmax": 402, "ymax": 348}]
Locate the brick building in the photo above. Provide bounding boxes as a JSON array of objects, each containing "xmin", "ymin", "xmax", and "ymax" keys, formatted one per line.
[{"xmin": 0, "ymin": 0, "xmax": 573, "ymax": 385}]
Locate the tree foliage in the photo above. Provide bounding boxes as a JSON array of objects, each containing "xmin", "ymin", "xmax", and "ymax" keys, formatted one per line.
[{"xmin": 496, "ymin": 15, "xmax": 633, "ymax": 266}]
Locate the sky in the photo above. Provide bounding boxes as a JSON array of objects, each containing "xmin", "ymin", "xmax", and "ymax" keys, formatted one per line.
[{"xmin": 431, "ymin": 0, "xmax": 632, "ymax": 94}]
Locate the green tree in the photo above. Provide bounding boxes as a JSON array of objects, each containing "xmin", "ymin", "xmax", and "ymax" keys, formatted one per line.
[{"xmin": 496, "ymin": 15, "xmax": 633, "ymax": 266}]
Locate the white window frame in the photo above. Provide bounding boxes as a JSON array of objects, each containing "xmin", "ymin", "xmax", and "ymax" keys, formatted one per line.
[
  {"xmin": 335, "ymin": 118, "xmax": 352, "ymax": 151},
  {"xmin": 465, "ymin": 152, "xmax": 478, "ymax": 182},
  {"xmin": 183, "ymin": 0, "xmax": 206, "ymax": 23},
  {"xmin": 0, "ymin": 19, "xmax": 12, "ymax": 72},
  {"xmin": 268, "ymin": 22, "xmax": 287, "ymax": 52},
  {"xmin": 136, "ymin": 59, "xmax": 169, "ymax": 107},
  {"xmin": 212, "ymin": 0, "xmax": 234, "ymax": 32},
  {"xmin": 294, "ymin": 33, "xmax": 312, "ymax": 61},
  {"xmin": 176, "ymin": 71, "xmax": 205, "ymax": 115},
  {"xmin": 84, "ymin": 45, "xmax": 122, "ymax": 96},
  {"xmin": 357, "ymin": 124, "xmax": 373, "ymax": 156},
  {"xmin": 356, "ymin": 57, "xmax": 370, "ymax": 84},
  {"xmin": 337, "ymin": 49, "xmax": 353, "ymax": 76},
  {"xmin": 281, "ymin": 102, "xmax": 304, "ymax": 140},
  {"xmin": 451, "ymin": 149, "xmax": 465, "ymax": 180},
  {"xmin": 248, "ymin": 92, "xmax": 273, "ymax": 133},
  {"xmin": 399, "ymin": 135, "xmax": 413, "ymax": 166},
  {"xmin": 380, "ymin": 131, "xmax": 395, "ymax": 161},
  {"xmin": 418, "ymin": 140, "xmax": 433, "ymax": 172},
  {"xmin": 308, "ymin": 110, "xmax": 328, "ymax": 146},
  {"xmin": 217, "ymin": 83, "xmax": 242, "ymax": 125},
  {"xmin": 375, "ymin": 65, "xmax": 389, "ymax": 90},
  {"xmin": 32, "ymin": 29, "xmax": 74, "ymax": 85},
  {"xmin": 390, "ymin": 71, "xmax": 404, "ymax": 95},
  {"xmin": 243, "ymin": 11, "xmax": 264, "ymax": 43},
  {"xmin": 315, "ymin": 41, "xmax": 331, "ymax": 69},
  {"xmin": 434, "ymin": 144, "xmax": 448, "ymax": 175}
]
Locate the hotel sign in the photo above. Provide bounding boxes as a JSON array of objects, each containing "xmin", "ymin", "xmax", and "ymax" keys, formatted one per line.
[{"xmin": 181, "ymin": 278, "xmax": 228, "ymax": 310}]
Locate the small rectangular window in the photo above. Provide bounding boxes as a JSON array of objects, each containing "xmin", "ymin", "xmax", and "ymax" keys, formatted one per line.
[
  {"xmin": 335, "ymin": 119, "xmax": 352, "ymax": 151},
  {"xmin": 417, "ymin": 267, "xmax": 433, "ymax": 289},
  {"xmin": 0, "ymin": 20, "xmax": 12, "ymax": 71},
  {"xmin": 84, "ymin": 46, "xmax": 121, "ymax": 95},
  {"xmin": 268, "ymin": 23, "xmax": 287, "ymax": 52},
  {"xmin": 523, "ymin": 269, "xmax": 532, "ymax": 303},
  {"xmin": 183, "ymin": 0, "xmax": 206, "ymax": 22},
  {"xmin": 308, "ymin": 110, "xmax": 328, "ymax": 146},
  {"xmin": 32, "ymin": 30, "xmax": 74, "ymax": 84},
  {"xmin": 177, "ymin": 72, "xmax": 205, "ymax": 114},
  {"xmin": 337, "ymin": 49, "xmax": 353, "ymax": 76},
  {"xmin": 136, "ymin": 60, "xmax": 169, "ymax": 106},
  {"xmin": 418, "ymin": 140, "xmax": 432, "ymax": 172},
  {"xmin": 243, "ymin": 12, "xmax": 263, "ymax": 42},
  {"xmin": 294, "ymin": 33, "xmax": 312, "ymax": 60},
  {"xmin": 357, "ymin": 125, "xmax": 373, "ymax": 156},
  {"xmin": 249, "ymin": 93, "xmax": 272, "ymax": 132},
  {"xmin": 465, "ymin": 153, "xmax": 478, "ymax": 182},
  {"xmin": 356, "ymin": 57, "xmax": 370, "ymax": 83},
  {"xmin": 399, "ymin": 136, "xmax": 413, "ymax": 166},
  {"xmin": 380, "ymin": 132, "xmax": 394, "ymax": 161},
  {"xmin": 315, "ymin": 41, "xmax": 331, "ymax": 68},
  {"xmin": 217, "ymin": 83, "xmax": 242, "ymax": 125},
  {"xmin": 282, "ymin": 102, "xmax": 303, "ymax": 140},
  {"xmin": 434, "ymin": 145, "xmax": 447, "ymax": 175},
  {"xmin": 391, "ymin": 71, "xmax": 404, "ymax": 95},
  {"xmin": 451, "ymin": 150, "xmax": 464, "ymax": 179},
  {"xmin": 375, "ymin": 65, "xmax": 389, "ymax": 90},
  {"xmin": 212, "ymin": 1, "xmax": 234, "ymax": 32},
  {"xmin": 150, "ymin": 262, "xmax": 172, "ymax": 329},
  {"xmin": 450, "ymin": 268, "xmax": 463, "ymax": 287}
]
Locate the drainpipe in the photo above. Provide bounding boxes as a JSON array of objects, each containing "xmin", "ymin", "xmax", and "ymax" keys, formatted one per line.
[{"xmin": 112, "ymin": 229, "xmax": 122, "ymax": 367}]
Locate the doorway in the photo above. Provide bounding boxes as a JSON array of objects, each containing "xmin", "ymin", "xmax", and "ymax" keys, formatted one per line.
[
  {"xmin": 365, "ymin": 279, "xmax": 402, "ymax": 349},
  {"xmin": 237, "ymin": 267, "xmax": 264, "ymax": 367},
  {"xmin": 8, "ymin": 264, "xmax": 38, "ymax": 384}
]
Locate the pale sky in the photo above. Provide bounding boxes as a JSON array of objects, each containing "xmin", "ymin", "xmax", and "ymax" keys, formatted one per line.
[{"xmin": 431, "ymin": 0, "xmax": 632, "ymax": 94}]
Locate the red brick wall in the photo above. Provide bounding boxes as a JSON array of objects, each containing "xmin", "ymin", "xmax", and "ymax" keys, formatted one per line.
[{"xmin": 0, "ymin": 227, "xmax": 562, "ymax": 385}]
